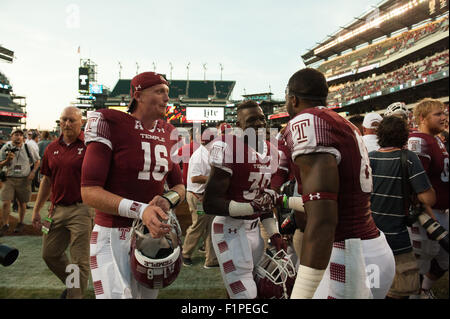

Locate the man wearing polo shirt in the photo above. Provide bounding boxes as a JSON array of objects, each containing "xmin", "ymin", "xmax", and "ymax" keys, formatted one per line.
[{"xmin": 32, "ymin": 107, "xmax": 93, "ymax": 299}]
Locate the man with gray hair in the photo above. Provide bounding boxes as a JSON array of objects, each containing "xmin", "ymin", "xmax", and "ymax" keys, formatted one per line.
[{"xmin": 32, "ymin": 107, "xmax": 93, "ymax": 299}]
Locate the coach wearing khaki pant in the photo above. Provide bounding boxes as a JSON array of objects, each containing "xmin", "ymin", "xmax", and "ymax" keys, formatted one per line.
[{"xmin": 32, "ymin": 107, "xmax": 93, "ymax": 299}]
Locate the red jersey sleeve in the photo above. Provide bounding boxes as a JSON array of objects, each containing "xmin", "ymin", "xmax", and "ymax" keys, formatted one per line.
[{"xmin": 81, "ymin": 142, "xmax": 112, "ymax": 187}]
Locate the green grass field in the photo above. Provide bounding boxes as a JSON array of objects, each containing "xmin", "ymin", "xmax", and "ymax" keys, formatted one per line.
[{"xmin": 0, "ymin": 202, "xmax": 448, "ymax": 299}]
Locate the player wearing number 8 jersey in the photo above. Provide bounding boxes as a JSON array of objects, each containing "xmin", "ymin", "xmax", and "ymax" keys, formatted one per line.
[
  {"xmin": 407, "ymin": 98, "xmax": 449, "ymax": 298},
  {"xmin": 282, "ymin": 68, "xmax": 394, "ymax": 299},
  {"xmin": 81, "ymin": 72, "xmax": 185, "ymax": 299}
]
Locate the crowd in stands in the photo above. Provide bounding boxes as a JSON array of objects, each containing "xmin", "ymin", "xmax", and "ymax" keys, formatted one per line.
[
  {"xmin": 319, "ymin": 15, "xmax": 449, "ymax": 77},
  {"xmin": 328, "ymin": 49, "xmax": 449, "ymax": 105}
]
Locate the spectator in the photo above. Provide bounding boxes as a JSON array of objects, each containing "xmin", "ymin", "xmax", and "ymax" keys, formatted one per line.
[
  {"xmin": 182, "ymin": 128, "xmax": 218, "ymax": 268},
  {"xmin": 408, "ymin": 98, "xmax": 449, "ymax": 298},
  {"xmin": 362, "ymin": 112, "xmax": 382, "ymax": 153},
  {"xmin": 177, "ymin": 128, "xmax": 200, "ymax": 187},
  {"xmin": 31, "ymin": 107, "xmax": 93, "ymax": 299},
  {"xmin": 0, "ymin": 128, "xmax": 40, "ymax": 235},
  {"xmin": 38, "ymin": 131, "xmax": 52, "ymax": 159},
  {"xmin": 369, "ymin": 116, "xmax": 436, "ymax": 299},
  {"xmin": 27, "ymin": 130, "xmax": 40, "ymax": 192}
]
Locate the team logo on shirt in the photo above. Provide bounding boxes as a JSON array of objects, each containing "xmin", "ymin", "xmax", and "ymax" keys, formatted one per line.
[
  {"xmin": 135, "ymin": 120, "xmax": 144, "ymax": 131},
  {"xmin": 292, "ymin": 119, "xmax": 310, "ymax": 143}
]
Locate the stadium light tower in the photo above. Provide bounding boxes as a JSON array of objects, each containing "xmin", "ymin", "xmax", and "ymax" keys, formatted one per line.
[
  {"xmin": 186, "ymin": 62, "xmax": 191, "ymax": 81},
  {"xmin": 219, "ymin": 63, "xmax": 224, "ymax": 80},
  {"xmin": 152, "ymin": 62, "xmax": 157, "ymax": 72},
  {"xmin": 169, "ymin": 62, "xmax": 173, "ymax": 80},
  {"xmin": 118, "ymin": 62, "xmax": 122, "ymax": 79},
  {"xmin": 202, "ymin": 63, "xmax": 207, "ymax": 81},
  {"xmin": 136, "ymin": 62, "xmax": 139, "ymax": 75}
]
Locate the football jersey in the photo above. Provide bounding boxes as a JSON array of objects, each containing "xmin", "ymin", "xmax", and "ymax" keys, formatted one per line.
[
  {"xmin": 209, "ymin": 134, "xmax": 279, "ymax": 219},
  {"xmin": 408, "ymin": 132, "xmax": 449, "ymax": 210},
  {"xmin": 83, "ymin": 109, "xmax": 181, "ymax": 227},
  {"xmin": 283, "ymin": 107, "xmax": 379, "ymax": 242}
]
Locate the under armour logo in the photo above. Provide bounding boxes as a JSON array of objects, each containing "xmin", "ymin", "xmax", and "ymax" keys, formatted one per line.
[
  {"xmin": 53, "ymin": 151, "xmax": 59, "ymax": 155},
  {"xmin": 135, "ymin": 120, "xmax": 144, "ymax": 130},
  {"xmin": 156, "ymin": 127, "xmax": 165, "ymax": 133},
  {"xmin": 309, "ymin": 193, "xmax": 321, "ymax": 201},
  {"xmin": 228, "ymin": 228, "xmax": 237, "ymax": 234},
  {"xmin": 77, "ymin": 148, "xmax": 83, "ymax": 155},
  {"xmin": 135, "ymin": 85, "xmax": 141, "ymax": 90}
]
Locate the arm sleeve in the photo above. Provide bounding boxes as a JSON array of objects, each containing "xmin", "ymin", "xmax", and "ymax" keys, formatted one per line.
[
  {"xmin": 285, "ymin": 113, "xmax": 341, "ymax": 164},
  {"xmin": 408, "ymin": 136, "xmax": 431, "ymax": 172},
  {"xmin": 84, "ymin": 111, "xmax": 113, "ymax": 150},
  {"xmin": 167, "ymin": 161, "xmax": 183, "ymax": 188},
  {"xmin": 40, "ymin": 151, "xmax": 51, "ymax": 178},
  {"xmin": 81, "ymin": 142, "xmax": 112, "ymax": 187},
  {"xmin": 209, "ymin": 139, "xmax": 233, "ymax": 175}
]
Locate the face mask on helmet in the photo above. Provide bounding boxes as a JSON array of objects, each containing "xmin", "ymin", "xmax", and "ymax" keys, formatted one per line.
[
  {"xmin": 385, "ymin": 102, "xmax": 409, "ymax": 118},
  {"xmin": 130, "ymin": 210, "xmax": 183, "ymax": 290},
  {"xmin": 255, "ymin": 249, "xmax": 297, "ymax": 299}
]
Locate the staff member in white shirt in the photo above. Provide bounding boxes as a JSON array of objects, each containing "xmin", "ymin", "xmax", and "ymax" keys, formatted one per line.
[
  {"xmin": 362, "ymin": 112, "xmax": 383, "ymax": 153},
  {"xmin": 181, "ymin": 128, "xmax": 218, "ymax": 268}
]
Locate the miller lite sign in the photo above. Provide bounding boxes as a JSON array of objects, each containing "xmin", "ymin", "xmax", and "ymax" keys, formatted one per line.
[{"xmin": 79, "ymin": 67, "xmax": 89, "ymax": 92}]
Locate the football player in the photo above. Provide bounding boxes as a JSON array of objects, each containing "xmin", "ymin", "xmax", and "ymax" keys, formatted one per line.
[
  {"xmin": 203, "ymin": 100, "xmax": 286, "ymax": 299},
  {"xmin": 281, "ymin": 68, "xmax": 395, "ymax": 299},
  {"xmin": 81, "ymin": 72, "xmax": 185, "ymax": 299},
  {"xmin": 408, "ymin": 98, "xmax": 449, "ymax": 298}
]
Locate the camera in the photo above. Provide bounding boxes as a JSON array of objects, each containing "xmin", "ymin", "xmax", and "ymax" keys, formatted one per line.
[
  {"xmin": 5, "ymin": 144, "xmax": 19, "ymax": 155},
  {"xmin": 0, "ymin": 244, "xmax": 19, "ymax": 267},
  {"xmin": 407, "ymin": 204, "xmax": 449, "ymax": 253}
]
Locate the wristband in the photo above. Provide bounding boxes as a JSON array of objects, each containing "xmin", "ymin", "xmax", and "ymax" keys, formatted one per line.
[
  {"xmin": 290, "ymin": 265, "xmax": 326, "ymax": 299},
  {"xmin": 302, "ymin": 192, "xmax": 338, "ymax": 204},
  {"xmin": 118, "ymin": 199, "xmax": 148, "ymax": 220},
  {"xmin": 228, "ymin": 200, "xmax": 254, "ymax": 217},
  {"xmin": 162, "ymin": 190, "xmax": 181, "ymax": 208},
  {"xmin": 282, "ymin": 195, "xmax": 288, "ymax": 209}
]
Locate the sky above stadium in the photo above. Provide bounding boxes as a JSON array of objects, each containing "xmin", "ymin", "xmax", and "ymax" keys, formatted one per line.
[{"xmin": 1, "ymin": 0, "xmax": 381, "ymax": 130}]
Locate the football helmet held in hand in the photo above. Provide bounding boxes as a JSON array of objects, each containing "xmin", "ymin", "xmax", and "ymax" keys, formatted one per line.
[
  {"xmin": 255, "ymin": 248, "xmax": 297, "ymax": 299},
  {"xmin": 130, "ymin": 210, "xmax": 183, "ymax": 289}
]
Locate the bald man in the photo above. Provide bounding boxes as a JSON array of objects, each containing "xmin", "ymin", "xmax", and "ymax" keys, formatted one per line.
[{"xmin": 32, "ymin": 107, "xmax": 93, "ymax": 299}]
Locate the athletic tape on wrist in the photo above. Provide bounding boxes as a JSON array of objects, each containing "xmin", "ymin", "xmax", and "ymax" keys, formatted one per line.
[
  {"xmin": 261, "ymin": 217, "xmax": 278, "ymax": 238},
  {"xmin": 302, "ymin": 192, "xmax": 338, "ymax": 204},
  {"xmin": 288, "ymin": 197, "xmax": 305, "ymax": 212},
  {"xmin": 228, "ymin": 200, "xmax": 254, "ymax": 217},
  {"xmin": 118, "ymin": 199, "xmax": 149, "ymax": 220},
  {"xmin": 290, "ymin": 265, "xmax": 326, "ymax": 299}
]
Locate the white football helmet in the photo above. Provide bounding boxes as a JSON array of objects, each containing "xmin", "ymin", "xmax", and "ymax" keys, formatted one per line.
[
  {"xmin": 255, "ymin": 248, "xmax": 297, "ymax": 299},
  {"xmin": 129, "ymin": 210, "xmax": 183, "ymax": 289},
  {"xmin": 385, "ymin": 102, "xmax": 409, "ymax": 118}
]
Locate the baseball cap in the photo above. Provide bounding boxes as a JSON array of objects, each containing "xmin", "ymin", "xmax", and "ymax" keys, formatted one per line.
[
  {"xmin": 128, "ymin": 72, "xmax": 169, "ymax": 112},
  {"xmin": 362, "ymin": 112, "xmax": 383, "ymax": 129},
  {"xmin": 10, "ymin": 128, "xmax": 24, "ymax": 135}
]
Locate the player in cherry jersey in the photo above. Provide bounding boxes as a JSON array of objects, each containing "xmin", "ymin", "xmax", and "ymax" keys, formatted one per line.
[
  {"xmin": 203, "ymin": 100, "xmax": 287, "ymax": 299},
  {"xmin": 280, "ymin": 68, "xmax": 394, "ymax": 299},
  {"xmin": 81, "ymin": 72, "xmax": 185, "ymax": 299},
  {"xmin": 408, "ymin": 98, "xmax": 449, "ymax": 298}
]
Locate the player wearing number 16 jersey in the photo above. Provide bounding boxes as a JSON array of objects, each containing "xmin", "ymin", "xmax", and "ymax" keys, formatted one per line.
[
  {"xmin": 282, "ymin": 68, "xmax": 394, "ymax": 299},
  {"xmin": 81, "ymin": 72, "xmax": 185, "ymax": 299}
]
